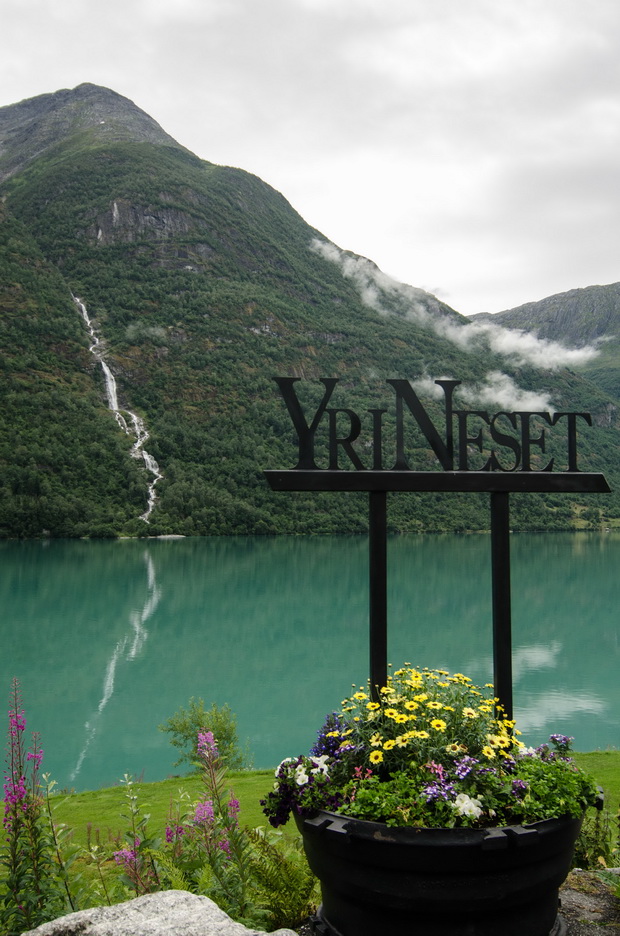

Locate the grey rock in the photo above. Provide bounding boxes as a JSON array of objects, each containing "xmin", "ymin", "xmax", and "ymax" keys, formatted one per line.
[{"xmin": 21, "ymin": 889, "xmax": 298, "ymax": 936}]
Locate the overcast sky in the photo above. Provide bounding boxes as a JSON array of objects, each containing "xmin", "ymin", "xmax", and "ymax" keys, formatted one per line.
[{"xmin": 2, "ymin": 0, "xmax": 619, "ymax": 317}]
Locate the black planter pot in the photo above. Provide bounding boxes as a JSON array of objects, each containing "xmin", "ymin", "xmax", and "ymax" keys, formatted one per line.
[{"xmin": 295, "ymin": 810, "xmax": 582, "ymax": 936}]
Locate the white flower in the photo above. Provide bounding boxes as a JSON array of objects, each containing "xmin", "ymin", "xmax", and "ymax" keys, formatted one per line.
[
  {"xmin": 295, "ymin": 765, "xmax": 310, "ymax": 786},
  {"xmin": 275, "ymin": 757, "xmax": 294, "ymax": 776},
  {"xmin": 311, "ymin": 755, "xmax": 330, "ymax": 776},
  {"xmin": 453, "ymin": 793, "xmax": 483, "ymax": 819}
]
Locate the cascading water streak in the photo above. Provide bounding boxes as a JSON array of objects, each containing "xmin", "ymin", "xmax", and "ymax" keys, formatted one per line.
[
  {"xmin": 75, "ymin": 296, "xmax": 162, "ymax": 521},
  {"xmin": 69, "ymin": 551, "xmax": 161, "ymax": 782}
]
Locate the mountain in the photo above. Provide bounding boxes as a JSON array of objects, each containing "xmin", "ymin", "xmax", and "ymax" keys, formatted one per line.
[
  {"xmin": 0, "ymin": 83, "xmax": 185, "ymax": 183},
  {"xmin": 470, "ymin": 283, "xmax": 620, "ymax": 401},
  {"xmin": 0, "ymin": 84, "xmax": 618, "ymax": 538}
]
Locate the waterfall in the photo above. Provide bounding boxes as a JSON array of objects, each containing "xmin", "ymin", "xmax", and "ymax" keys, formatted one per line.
[{"xmin": 75, "ymin": 297, "xmax": 163, "ymax": 521}]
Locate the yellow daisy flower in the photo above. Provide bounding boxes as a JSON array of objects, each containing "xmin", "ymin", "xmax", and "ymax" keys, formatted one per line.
[
  {"xmin": 369, "ymin": 750, "xmax": 383, "ymax": 764},
  {"xmin": 482, "ymin": 746, "xmax": 496, "ymax": 759},
  {"xmin": 430, "ymin": 719, "xmax": 447, "ymax": 732}
]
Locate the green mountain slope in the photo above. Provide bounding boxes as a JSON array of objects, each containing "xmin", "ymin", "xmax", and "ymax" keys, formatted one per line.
[
  {"xmin": 0, "ymin": 202, "xmax": 148, "ymax": 536},
  {"xmin": 0, "ymin": 85, "xmax": 618, "ymax": 537},
  {"xmin": 471, "ymin": 283, "xmax": 620, "ymax": 401}
]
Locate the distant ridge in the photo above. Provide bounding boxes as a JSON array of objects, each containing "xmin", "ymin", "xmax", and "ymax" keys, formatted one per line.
[
  {"xmin": 469, "ymin": 282, "xmax": 620, "ymax": 400},
  {"xmin": 469, "ymin": 281, "xmax": 620, "ymax": 346}
]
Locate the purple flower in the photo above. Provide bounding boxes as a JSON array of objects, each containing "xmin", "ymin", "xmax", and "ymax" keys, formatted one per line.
[
  {"xmin": 454, "ymin": 756, "xmax": 478, "ymax": 779},
  {"xmin": 197, "ymin": 731, "xmax": 219, "ymax": 761},
  {"xmin": 113, "ymin": 847, "xmax": 137, "ymax": 867},
  {"xmin": 9, "ymin": 711, "xmax": 25, "ymax": 737},
  {"xmin": 423, "ymin": 780, "xmax": 456, "ymax": 802},
  {"xmin": 26, "ymin": 749, "xmax": 43, "ymax": 768},
  {"xmin": 227, "ymin": 797, "xmax": 240, "ymax": 824},
  {"xmin": 165, "ymin": 823, "xmax": 186, "ymax": 843},
  {"xmin": 311, "ymin": 713, "xmax": 347, "ymax": 758},
  {"xmin": 549, "ymin": 734, "xmax": 574, "ymax": 757},
  {"xmin": 194, "ymin": 800, "xmax": 215, "ymax": 824}
]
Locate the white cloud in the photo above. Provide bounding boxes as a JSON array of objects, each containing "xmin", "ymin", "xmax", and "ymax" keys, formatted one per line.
[
  {"xmin": 455, "ymin": 373, "xmax": 554, "ymax": 413},
  {"xmin": 311, "ymin": 238, "xmax": 600, "ymax": 374}
]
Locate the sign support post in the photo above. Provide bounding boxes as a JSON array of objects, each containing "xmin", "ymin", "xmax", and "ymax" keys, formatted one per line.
[
  {"xmin": 369, "ymin": 490, "xmax": 388, "ymax": 701},
  {"xmin": 490, "ymin": 491, "xmax": 513, "ymax": 720}
]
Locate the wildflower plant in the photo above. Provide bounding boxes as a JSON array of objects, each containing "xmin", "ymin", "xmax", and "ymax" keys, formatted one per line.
[
  {"xmin": 149, "ymin": 730, "xmax": 318, "ymax": 929},
  {"xmin": 112, "ymin": 775, "xmax": 161, "ymax": 896},
  {"xmin": 1, "ymin": 680, "xmax": 65, "ymax": 935},
  {"xmin": 262, "ymin": 664, "xmax": 599, "ymax": 830}
]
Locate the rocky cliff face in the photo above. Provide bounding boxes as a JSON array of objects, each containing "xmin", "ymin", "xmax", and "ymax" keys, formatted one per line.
[{"xmin": 0, "ymin": 83, "xmax": 185, "ymax": 182}]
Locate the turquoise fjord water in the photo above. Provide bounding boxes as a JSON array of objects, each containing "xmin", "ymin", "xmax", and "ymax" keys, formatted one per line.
[{"xmin": 1, "ymin": 533, "xmax": 618, "ymax": 792}]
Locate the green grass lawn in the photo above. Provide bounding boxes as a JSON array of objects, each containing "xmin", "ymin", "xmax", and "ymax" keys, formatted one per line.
[
  {"xmin": 49, "ymin": 770, "xmax": 281, "ymax": 849},
  {"xmin": 573, "ymin": 751, "xmax": 620, "ymax": 814},
  {"xmin": 45, "ymin": 752, "xmax": 619, "ymax": 851}
]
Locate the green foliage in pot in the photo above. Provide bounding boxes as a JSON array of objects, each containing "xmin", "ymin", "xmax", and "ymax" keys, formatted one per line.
[{"xmin": 262, "ymin": 664, "xmax": 599, "ymax": 829}]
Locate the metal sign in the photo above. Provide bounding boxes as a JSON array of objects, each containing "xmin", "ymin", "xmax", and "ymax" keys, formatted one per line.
[{"xmin": 264, "ymin": 377, "xmax": 611, "ymax": 716}]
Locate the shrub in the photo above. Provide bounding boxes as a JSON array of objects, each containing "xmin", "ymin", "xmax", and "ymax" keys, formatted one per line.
[{"xmin": 158, "ymin": 698, "xmax": 252, "ymax": 771}]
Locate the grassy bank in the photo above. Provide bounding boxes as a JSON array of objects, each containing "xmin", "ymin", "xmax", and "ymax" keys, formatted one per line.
[
  {"xmin": 47, "ymin": 752, "xmax": 619, "ymax": 849},
  {"xmin": 49, "ymin": 770, "xmax": 280, "ymax": 848}
]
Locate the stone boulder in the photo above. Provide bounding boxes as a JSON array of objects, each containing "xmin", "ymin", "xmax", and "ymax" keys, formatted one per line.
[{"xmin": 21, "ymin": 889, "xmax": 298, "ymax": 936}]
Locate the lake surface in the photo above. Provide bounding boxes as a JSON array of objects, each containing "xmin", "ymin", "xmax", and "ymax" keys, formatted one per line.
[{"xmin": 1, "ymin": 533, "xmax": 618, "ymax": 792}]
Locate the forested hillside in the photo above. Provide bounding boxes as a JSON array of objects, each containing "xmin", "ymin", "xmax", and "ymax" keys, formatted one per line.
[{"xmin": 0, "ymin": 84, "xmax": 618, "ymax": 538}]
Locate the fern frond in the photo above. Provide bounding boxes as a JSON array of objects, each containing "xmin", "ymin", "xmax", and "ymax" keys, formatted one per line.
[{"xmin": 146, "ymin": 849, "xmax": 192, "ymax": 893}]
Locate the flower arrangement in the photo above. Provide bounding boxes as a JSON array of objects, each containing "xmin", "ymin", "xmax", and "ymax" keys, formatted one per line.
[{"xmin": 262, "ymin": 664, "xmax": 599, "ymax": 830}]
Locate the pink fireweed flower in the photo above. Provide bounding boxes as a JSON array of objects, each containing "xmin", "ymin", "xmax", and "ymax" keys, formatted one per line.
[
  {"xmin": 197, "ymin": 731, "xmax": 219, "ymax": 761},
  {"xmin": 113, "ymin": 847, "xmax": 137, "ymax": 868},
  {"xmin": 26, "ymin": 749, "xmax": 43, "ymax": 768},
  {"xmin": 227, "ymin": 796, "xmax": 240, "ymax": 823},
  {"xmin": 9, "ymin": 710, "xmax": 26, "ymax": 737},
  {"xmin": 3, "ymin": 775, "xmax": 28, "ymax": 830},
  {"xmin": 194, "ymin": 800, "xmax": 215, "ymax": 824},
  {"xmin": 165, "ymin": 823, "xmax": 186, "ymax": 843}
]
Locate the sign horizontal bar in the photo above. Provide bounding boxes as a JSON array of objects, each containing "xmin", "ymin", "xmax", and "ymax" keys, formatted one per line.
[{"xmin": 264, "ymin": 470, "xmax": 611, "ymax": 494}]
